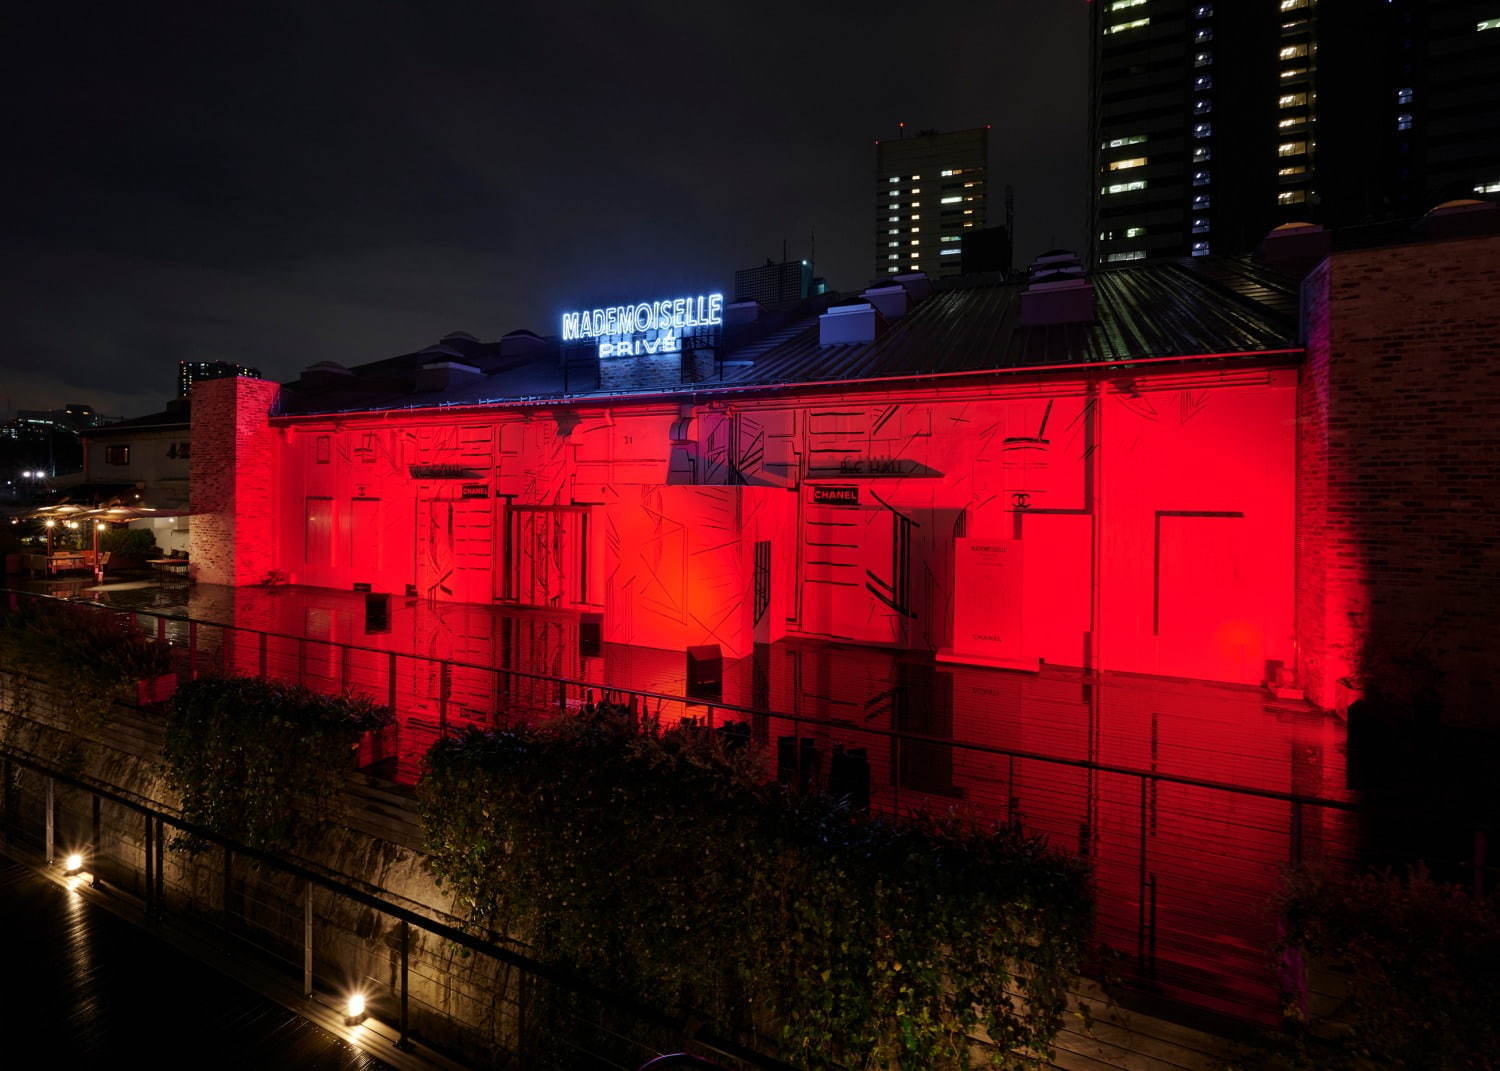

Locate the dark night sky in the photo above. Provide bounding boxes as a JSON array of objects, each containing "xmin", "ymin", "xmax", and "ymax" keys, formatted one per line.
[{"xmin": 3, "ymin": 2, "xmax": 1087, "ymax": 420}]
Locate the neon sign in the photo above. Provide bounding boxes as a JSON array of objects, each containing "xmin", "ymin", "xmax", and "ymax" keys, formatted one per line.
[{"xmin": 562, "ymin": 293, "xmax": 724, "ymax": 358}]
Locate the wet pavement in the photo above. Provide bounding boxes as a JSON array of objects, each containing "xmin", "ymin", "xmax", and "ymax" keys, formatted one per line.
[{"xmin": 0, "ymin": 858, "xmax": 390, "ymax": 1069}]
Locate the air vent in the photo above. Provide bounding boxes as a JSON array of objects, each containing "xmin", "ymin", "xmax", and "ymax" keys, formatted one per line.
[
  {"xmin": 1019, "ymin": 250, "xmax": 1095, "ymax": 326},
  {"xmin": 860, "ymin": 284, "xmax": 909, "ymax": 320},
  {"xmin": 415, "ymin": 361, "xmax": 482, "ymax": 392},
  {"xmin": 819, "ymin": 303, "xmax": 886, "ymax": 346}
]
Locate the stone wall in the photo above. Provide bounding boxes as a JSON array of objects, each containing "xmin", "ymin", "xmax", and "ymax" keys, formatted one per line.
[{"xmin": 1297, "ymin": 232, "xmax": 1500, "ymax": 721}]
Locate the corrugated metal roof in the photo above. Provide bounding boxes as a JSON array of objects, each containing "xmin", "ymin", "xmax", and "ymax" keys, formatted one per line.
[
  {"xmin": 276, "ymin": 256, "xmax": 1300, "ymax": 417},
  {"xmin": 720, "ymin": 255, "xmax": 1299, "ymax": 388}
]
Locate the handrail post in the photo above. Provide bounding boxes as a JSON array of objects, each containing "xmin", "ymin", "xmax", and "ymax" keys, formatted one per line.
[
  {"xmin": 154, "ymin": 815, "xmax": 165, "ymax": 905},
  {"xmin": 387, "ymin": 651, "xmax": 398, "ymax": 712},
  {"xmin": 398, "ymin": 918, "xmax": 412, "ymax": 1050},
  {"xmin": 91, "ymin": 794, "xmax": 101, "ymax": 887},
  {"xmin": 44, "ymin": 776, "xmax": 54, "ymax": 864},
  {"xmin": 188, "ymin": 620, "xmax": 199, "ymax": 680},
  {"xmin": 439, "ymin": 660, "xmax": 450, "ymax": 738},
  {"xmin": 1137, "ymin": 777, "xmax": 1148, "ymax": 969},
  {"xmin": 143, "ymin": 811, "xmax": 154, "ymax": 915},
  {"xmin": 224, "ymin": 845, "xmax": 233, "ymax": 920},
  {"xmin": 303, "ymin": 880, "xmax": 314, "ymax": 997},
  {"xmin": 258, "ymin": 631, "xmax": 269, "ymax": 679}
]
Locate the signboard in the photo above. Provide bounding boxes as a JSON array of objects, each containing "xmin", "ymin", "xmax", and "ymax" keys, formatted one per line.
[
  {"xmin": 461, "ymin": 483, "xmax": 490, "ymax": 499},
  {"xmin": 812, "ymin": 485, "xmax": 860, "ymax": 506},
  {"xmin": 937, "ymin": 537, "xmax": 1039, "ymax": 672},
  {"xmin": 561, "ymin": 293, "xmax": 724, "ymax": 358}
]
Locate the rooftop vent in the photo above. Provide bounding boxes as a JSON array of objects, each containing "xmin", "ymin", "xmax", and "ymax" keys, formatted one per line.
[
  {"xmin": 724, "ymin": 300, "xmax": 761, "ymax": 326},
  {"xmin": 819, "ymin": 302, "xmax": 886, "ymax": 346},
  {"xmin": 1260, "ymin": 221, "xmax": 1330, "ymax": 276},
  {"xmin": 1419, "ymin": 198, "xmax": 1500, "ymax": 241},
  {"xmin": 500, "ymin": 329, "xmax": 550, "ymax": 359},
  {"xmin": 415, "ymin": 361, "xmax": 482, "ymax": 393},
  {"xmin": 298, "ymin": 361, "xmax": 354, "ymax": 390},
  {"xmin": 891, "ymin": 271, "xmax": 932, "ymax": 302},
  {"xmin": 860, "ymin": 283, "xmax": 909, "ymax": 320},
  {"xmin": 1019, "ymin": 250, "xmax": 1094, "ymax": 326}
]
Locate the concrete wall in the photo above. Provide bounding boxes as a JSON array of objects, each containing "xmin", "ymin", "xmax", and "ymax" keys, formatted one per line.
[{"xmin": 189, "ymin": 377, "xmax": 282, "ymax": 585}]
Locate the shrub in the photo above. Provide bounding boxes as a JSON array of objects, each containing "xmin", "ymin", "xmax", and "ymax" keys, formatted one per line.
[
  {"xmin": 163, "ymin": 675, "xmax": 393, "ymax": 853},
  {"xmin": 1277, "ymin": 865, "xmax": 1500, "ymax": 1070},
  {"xmin": 99, "ymin": 526, "xmax": 160, "ymax": 559},
  {"xmin": 419, "ymin": 704, "xmax": 1093, "ymax": 1070},
  {"xmin": 0, "ymin": 599, "xmax": 173, "ymax": 725}
]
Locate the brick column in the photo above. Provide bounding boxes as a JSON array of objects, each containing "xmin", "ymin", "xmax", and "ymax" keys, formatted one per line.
[
  {"xmin": 189, "ymin": 377, "xmax": 282, "ymax": 586},
  {"xmin": 1297, "ymin": 233, "xmax": 1500, "ymax": 722}
]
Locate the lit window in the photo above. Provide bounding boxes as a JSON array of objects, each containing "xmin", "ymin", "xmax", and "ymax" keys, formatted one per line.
[
  {"xmin": 1281, "ymin": 68, "xmax": 1308, "ymax": 79},
  {"xmin": 1193, "ymin": 122, "xmax": 1212, "ymax": 138},
  {"xmin": 911, "ymin": 225, "xmax": 920, "ymax": 232},
  {"xmin": 1192, "ymin": 241, "xmax": 1210, "ymax": 256},
  {"xmin": 1279, "ymin": 93, "xmax": 1308, "ymax": 108},
  {"xmin": 1278, "ymin": 190, "xmax": 1307, "ymax": 205},
  {"xmin": 963, "ymin": 209, "xmax": 973, "ymax": 214},
  {"xmin": 1108, "ymin": 157, "xmax": 1147, "ymax": 170},
  {"xmin": 910, "ymin": 174, "xmax": 919, "ymax": 180},
  {"xmin": 940, "ymin": 248, "xmax": 961, "ymax": 255},
  {"xmin": 1194, "ymin": 4, "xmax": 1212, "ymax": 17},
  {"xmin": 1279, "ymin": 165, "xmax": 1307, "ymax": 176},
  {"xmin": 888, "ymin": 177, "xmax": 900, "ymax": 183},
  {"xmin": 1278, "ymin": 117, "xmax": 1302, "ymax": 129},
  {"xmin": 1192, "ymin": 217, "xmax": 1210, "ymax": 233},
  {"xmin": 1196, "ymin": 28, "xmax": 1213, "ymax": 43},
  {"xmin": 888, "ymin": 228, "xmax": 898, "ymax": 235},
  {"xmin": 1106, "ymin": 250, "xmax": 1147, "ymax": 262},
  {"xmin": 1475, "ymin": 180, "xmax": 1500, "ymax": 194},
  {"xmin": 888, "ymin": 216, "xmax": 899, "ymax": 222},
  {"xmin": 1193, "ymin": 194, "xmax": 1211, "ymax": 209},
  {"xmin": 911, "ymin": 214, "xmax": 921, "ymax": 220},
  {"xmin": 1279, "ymin": 44, "xmax": 1308, "ymax": 60},
  {"xmin": 888, "ymin": 242, "xmax": 899, "ymax": 248},
  {"xmin": 1193, "ymin": 145, "xmax": 1212, "ymax": 162},
  {"xmin": 1105, "ymin": 134, "xmax": 1147, "ymax": 148},
  {"xmin": 105, "ymin": 445, "xmax": 131, "ymax": 465},
  {"xmin": 1108, "ymin": 0, "xmax": 1146, "ymax": 9},
  {"xmin": 909, "ymin": 239, "xmax": 920, "ymax": 246},
  {"xmin": 1105, "ymin": 18, "xmax": 1150, "ymax": 35},
  {"xmin": 910, "ymin": 188, "xmax": 920, "ymax": 194},
  {"xmin": 1125, "ymin": 226, "xmax": 1146, "ymax": 238},
  {"xmin": 1194, "ymin": 98, "xmax": 1212, "ymax": 115},
  {"xmin": 1478, "ymin": 19, "xmax": 1500, "ymax": 31},
  {"xmin": 1278, "ymin": 140, "xmax": 1308, "ymax": 156},
  {"xmin": 941, "ymin": 195, "xmax": 963, "ymax": 203},
  {"xmin": 1193, "ymin": 170, "xmax": 1210, "ymax": 186},
  {"xmin": 1195, "ymin": 75, "xmax": 1213, "ymax": 90},
  {"xmin": 1195, "ymin": 51, "xmax": 1212, "ymax": 67},
  {"xmin": 941, "ymin": 235, "xmax": 961, "ymax": 242},
  {"xmin": 1397, "ymin": 113, "xmax": 1413, "ymax": 131},
  {"xmin": 1281, "ymin": 0, "xmax": 1307, "ymax": 10},
  {"xmin": 1103, "ymin": 180, "xmax": 1147, "ymax": 194},
  {"xmin": 1396, "ymin": 88, "xmax": 1413, "ymax": 105},
  {"xmin": 910, "ymin": 201, "xmax": 919, "ymax": 208},
  {"xmin": 888, "ymin": 254, "xmax": 899, "ymax": 260}
]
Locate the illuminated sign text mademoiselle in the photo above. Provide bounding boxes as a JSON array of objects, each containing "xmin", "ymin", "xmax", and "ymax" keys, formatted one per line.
[{"xmin": 562, "ymin": 293, "xmax": 724, "ymax": 358}]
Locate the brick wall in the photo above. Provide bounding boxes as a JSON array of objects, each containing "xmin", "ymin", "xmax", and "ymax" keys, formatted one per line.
[
  {"xmin": 189, "ymin": 376, "xmax": 281, "ymax": 586},
  {"xmin": 1298, "ymin": 233, "xmax": 1500, "ymax": 722}
]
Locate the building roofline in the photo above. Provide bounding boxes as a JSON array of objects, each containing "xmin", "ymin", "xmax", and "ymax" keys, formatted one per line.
[{"xmin": 270, "ymin": 346, "xmax": 1303, "ymax": 425}]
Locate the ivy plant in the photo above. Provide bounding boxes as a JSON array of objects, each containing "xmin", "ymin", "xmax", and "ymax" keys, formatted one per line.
[
  {"xmin": 163, "ymin": 675, "xmax": 392, "ymax": 853},
  {"xmin": 0, "ymin": 598, "xmax": 173, "ymax": 727},
  {"xmin": 419, "ymin": 703, "xmax": 1093, "ymax": 1070}
]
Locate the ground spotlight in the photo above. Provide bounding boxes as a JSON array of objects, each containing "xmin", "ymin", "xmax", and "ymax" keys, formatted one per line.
[
  {"xmin": 345, "ymin": 991, "xmax": 366, "ymax": 1025},
  {"xmin": 63, "ymin": 852, "xmax": 84, "ymax": 874}
]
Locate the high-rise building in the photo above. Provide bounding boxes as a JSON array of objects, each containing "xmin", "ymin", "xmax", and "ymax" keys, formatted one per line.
[
  {"xmin": 179, "ymin": 360, "xmax": 261, "ymax": 397},
  {"xmin": 1088, "ymin": 0, "xmax": 1500, "ymax": 266},
  {"xmin": 874, "ymin": 127, "xmax": 989, "ymax": 281},
  {"xmin": 734, "ymin": 258, "xmax": 813, "ymax": 308}
]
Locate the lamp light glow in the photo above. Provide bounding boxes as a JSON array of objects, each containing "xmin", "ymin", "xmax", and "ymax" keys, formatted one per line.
[
  {"xmin": 64, "ymin": 852, "xmax": 83, "ymax": 873},
  {"xmin": 345, "ymin": 992, "xmax": 366, "ymax": 1023}
]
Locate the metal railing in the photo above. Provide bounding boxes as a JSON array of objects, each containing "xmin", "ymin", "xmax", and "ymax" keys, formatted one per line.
[
  {"xmin": 0, "ymin": 743, "xmax": 791, "ymax": 1071},
  {"xmin": 0, "ymin": 584, "xmax": 1367, "ymax": 1026}
]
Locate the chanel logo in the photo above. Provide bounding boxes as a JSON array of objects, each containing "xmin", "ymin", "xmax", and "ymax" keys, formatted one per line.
[{"xmin": 1011, "ymin": 492, "xmax": 1031, "ymax": 511}]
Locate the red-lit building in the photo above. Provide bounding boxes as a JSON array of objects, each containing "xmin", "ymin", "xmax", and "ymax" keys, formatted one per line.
[{"xmin": 190, "ymin": 215, "xmax": 1500, "ymax": 722}]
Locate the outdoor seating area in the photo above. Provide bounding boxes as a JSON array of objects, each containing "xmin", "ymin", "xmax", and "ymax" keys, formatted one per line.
[{"xmin": 25, "ymin": 550, "xmax": 111, "ymax": 577}]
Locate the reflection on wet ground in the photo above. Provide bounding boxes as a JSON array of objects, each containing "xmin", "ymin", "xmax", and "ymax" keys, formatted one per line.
[
  {"xmin": 0, "ymin": 859, "xmax": 388, "ymax": 1069},
  {"xmin": 23, "ymin": 576, "xmax": 1359, "ymax": 1024}
]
